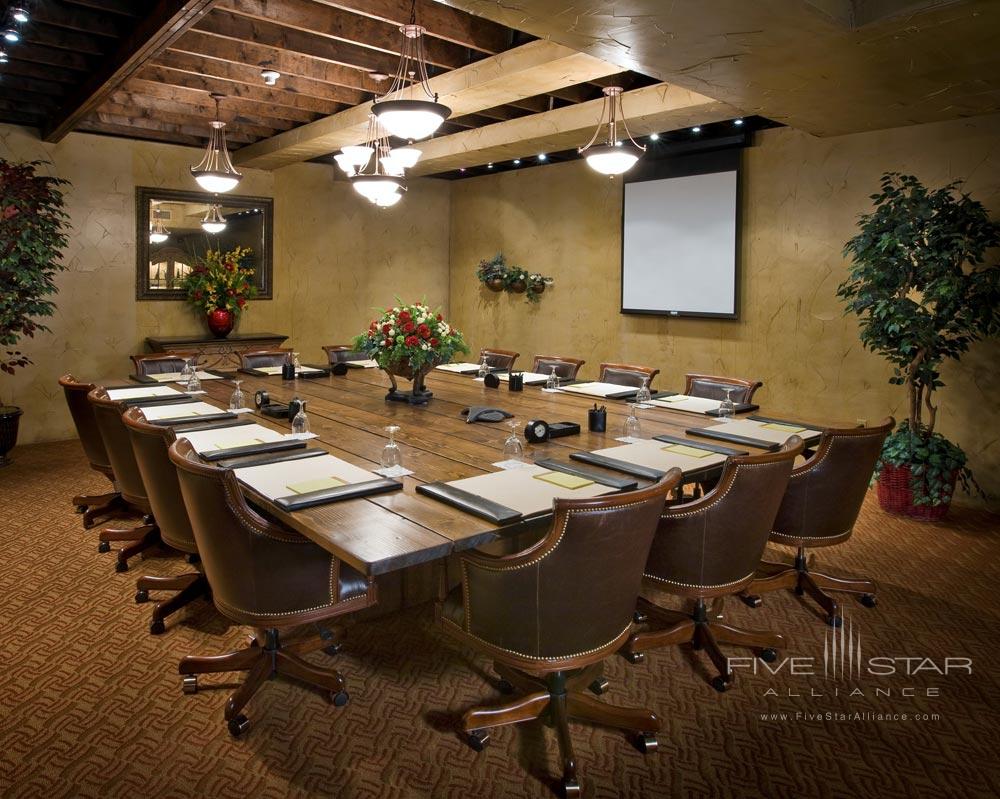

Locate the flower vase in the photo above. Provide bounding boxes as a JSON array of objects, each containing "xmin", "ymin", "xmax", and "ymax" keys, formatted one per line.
[
  {"xmin": 206, "ymin": 308, "xmax": 234, "ymax": 338},
  {"xmin": 509, "ymin": 279, "xmax": 527, "ymax": 293},
  {"xmin": 485, "ymin": 278, "xmax": 504, "ymax": 292},
  {"xmin": 383, "ymin": 358, "xmax": 438, "ymax": 405}
]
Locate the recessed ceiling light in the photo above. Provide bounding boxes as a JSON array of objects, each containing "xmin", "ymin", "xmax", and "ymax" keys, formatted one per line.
[
  {"xmin": 0, "ymin": 50, "xmax": 7, "ymax": 64},
  {"xmin": 691, "ymin": 126, "xmax": 701, "ymax": 133},
  {"xmin": 3, "ymin": 28, "xmax": 20, "ymax": 43},
  {"xmin": 649, "ymin": 132, "xmax": 660, "ymax": 141},
  {"xmin": 538, "ymin": 153, "xmax": 547, "ymax": 161},
  {"xmin": 487, "ymin": 162, "xmax": 494, "ymax": 168},
  {"xmin": 260, "ymin": 69, "xmax": 280, "ymax": 86},
  {"xmin": 10, "ymin": 7, "xmax": 28, "ymax": 24},
  {"xmin": 459, "ymin": 167, "xmax": 466, "ymax": 172},
  {"xmin": 734, "ymin": 118, "xmax": 744, "ymax": 126},
  {"xmin": 513, "ymin": 159, "xmax": 521, "ymax": 165}
]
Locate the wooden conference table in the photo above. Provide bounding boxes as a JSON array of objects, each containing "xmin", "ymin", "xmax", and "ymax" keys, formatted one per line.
[{"xmin": 116, "ymin": 368, "xmax": 827, "ymax": 581}]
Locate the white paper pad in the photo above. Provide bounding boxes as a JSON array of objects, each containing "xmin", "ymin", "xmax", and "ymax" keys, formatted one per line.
[
  {"xmin": 107, "ymin": 386, "xmax": 183, "ymax": 400},
  {"xmin": 497, "ymin": 372, "xmax": 551, "ymax": 385},
  {"xmin": 139, "ymin": 401, "xmax": 227, "ymax": 420},
  {"xmin": 176, "ymin": 423, "xmax": 287, "ymax": 454},
  {"xmin": 558, "ymin": 382, "xmax": 636, "ymax": 398},
  {"xmin": 447, "ymin": 465, "xmax": 614, "ymax": 516},
  {"xmin": 374, "ymin": 465, "xmax": 413, "ymax": 478},
  {"xmin": 492, "ymin": 459, "xmax": 534, "ymax": 470},
  {"xmin": 255, "ymin": 365, "xmax": 326, "ymax": 375},
  {"xmin": 345, "ymin": 359, "xmax": 379, "ymax": 368},
  {"xmin": 148, "ymin": 370, "xmax": 222, "ymax": 382},
  {"xmin": 649, "ymin": 395, "xmax": 722, "ymax": 414},
  {"xmin": 235, "ymin": 454, "xmax": 380, "ymax": 501},
  {"xmin": 435, "ymin": 362, "xmax": 482, "ymax": 374},
  {"xmin": 704, "ymin": 418, "xmax": 822, "ymax": 444},
  {"xmin": 590, "ymin": 439, "xmax": 729, "ymax": 473}
]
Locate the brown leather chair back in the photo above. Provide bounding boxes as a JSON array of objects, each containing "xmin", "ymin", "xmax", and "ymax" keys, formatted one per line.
[
  {"xmin": 598, "ymin": 362, "xmax": 659, "ymax": 388},
  {"xmin": 532, "ymin": 355, "xmax": 585, "ymax": 380},
  {"xmin": 168, "ymin": 439, "xmax": 365, "ymax": 627},
  {"xmin": 240, "ymin": 349, "xmax": 293, "ymax": 370},
  {"xmin": 122, "ymin": 408, "xmax": 197, "ymax": 554},
  {"xmin": 684, "ymin": 373, "xmax": 763, "ymax": 404},
  {"xmin": 644, "ymin": 438, "xmax": 804, "ymax": 597},
  {"xmin": 131, "ymin": 354, "xmax": 194, "ymax": 376},
  {"xmin": 453, "ymin": 473, "xmax": 679, "ymax": 666},
  {"xmin": 59, "ymin": 374, "xmax": 113, "ymax": 477},
  {"xmin": 322, "ymin": 345, "xmax": 366, "ymax": 364},
  {"xmin": 87, "ymin": 388, "xmax": 150, "ymax": 512},
  {"xmin": 479, "ymin": 348, "xmax": 519, "ymax": 371},
  {"xmin": 771, "ymin": 418, "xmax": 894, "ymax": 545}
]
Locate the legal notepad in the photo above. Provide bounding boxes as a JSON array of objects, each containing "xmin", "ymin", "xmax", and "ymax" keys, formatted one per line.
[
  {"xmin": 557, "ymin": 382, "xmax": 640, "ymax": 399},
  {"xmin": 107, "ymin": 385, "xmax": 183, "ymax": 400},
  {"xmin": 176, "ymin": 423, "xmax": 289, "ymax": 454},
  {"xmin": 649, "ymin": 395, "xmax": 722, "ymax": 414},
  {"xmin": 344, "ymin": 359, "xmax": 379, "ymax": 369},
  {"xmin": 435, "ymin": 362, "xmax": 483, "ymax": 374},
  {"xmin": 139, "ymin": 401, "xmax": 225, "ymax": 420},
  {"xmin": 148, "ymin": 371, "xmax": 222, "ymax": 383}
]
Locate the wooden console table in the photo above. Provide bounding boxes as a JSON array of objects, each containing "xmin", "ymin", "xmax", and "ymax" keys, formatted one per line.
[{"xmin": 145, "ymin": 332, "xmax": 288, "ymax": 371}]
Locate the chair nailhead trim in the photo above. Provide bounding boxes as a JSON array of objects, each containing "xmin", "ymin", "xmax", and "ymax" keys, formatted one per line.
[
  {"xmin": 443, "ymin": 616, "xmax": 631, "ymax": 662},
  {"xmin": 643, "ymin": 570, "xmax": 754, "ymax": 590}
]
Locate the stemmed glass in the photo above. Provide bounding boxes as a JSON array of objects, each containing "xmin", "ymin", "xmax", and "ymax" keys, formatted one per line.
[
  {"xmin": 291, "ymin": 400, "xmax": 310, "ymax": 435},
  {"xmin": 380, "ymin": 425, "xmax": 402, "ymax": 471},
  {"xmin": 229, "ymin": 379, "xmax": 245, "ymax": 411},
  {"xmin": 477, "ymin": 355, "xmax": 490, "ymax": 378},
  {"xmin": 186, "ymin": 368, "xmax": 201, "ymax": 393},
  {"xmin": 502, "ymin": 419, "xmax": 524, "ymax": 462},
  {"xmin": 718, "ymin": 388, "xmax": 737, "ymax": 421},
  {"xmin": 623, "ymin": 403, "xmax": 642, "ymax": 441},
  {"xmin": 180, "ymin": 357, "xmax": 195, "ymax": 387},
  {"xmin": 545, "ymin": 367, "xmax": 559, "ymax": 390},
  {"xmin": 635, "ymin": 377, "xmax": 652, "ymax": 407},
  {"xmin": 292, "ymin": 351, "xmax": 302, "ymax": 371}
]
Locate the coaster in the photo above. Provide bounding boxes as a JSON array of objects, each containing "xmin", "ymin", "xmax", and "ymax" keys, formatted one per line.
[
  {"xmin": 285, "ymin": 432, "xmax": 319, "ymax": 440},
  {"xmin": 541, "ymin": 388, "xmax": 561, "ymax": 394},
  {"xmin": 615, "ymin": 436, "xmax": 643, "ymax": 444},
  {"xmin": 374, "ymin": 466, "xmax": 413, "ymax": 478},
  {"xmin": 492, "ymin": 459, "xmax": 532, "ymax": 470}
]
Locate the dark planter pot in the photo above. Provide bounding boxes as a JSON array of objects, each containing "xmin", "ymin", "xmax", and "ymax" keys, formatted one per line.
[
  {"xmin": 530, "ymin": 281, "xmax": 546, "ymax": 295},
  {"xmin": 383, "ymin": 357, "xmax": 440, "ymax": 405},
  {"xmin": 485, "ymin": 278, "xmax": 504, "ymax": 292},
  {"xmin": 876, "ymin": 464, "xmax": 956, "ymax": 521},
  {"xmin": 509, "ymin": 279, "xmax": 527, "ymax": 293},
  {"xmin": 0, "ymin": 406, "xmax": 22, "ymax": 467},
  {"xmin": 206, "ymin": 308, "xmax": 235, "ymax": 338}
]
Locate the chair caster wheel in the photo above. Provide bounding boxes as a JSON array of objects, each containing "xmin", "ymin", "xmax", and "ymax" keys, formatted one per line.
[
  {"xmin": 741, "ymin": 594, "xmax": 762, "ymax": 608},
  {"xmin": 497, "ymin": 679, "xmax": 515, "ymax": 695},
  {"xmin": 624, "ymin": 651, "xmax": 644, "ymax": 664},
  {"xmin": 711, "ymin": 676, "xmax": 729, "ymax": 693},
  {"xmin": 323, "ymin": 643, "xmax": 342, "ymax": 656},
  {"xmin": 330, "ymin": 690, "xmax": 349, "ymax": 707},
  {"xmin": 634, "ymin": 732, "xmax": 658, "ymax": 753},
  {"xmin": 588, "ymin": 677, "xmax": 609, "ymax": 695},
  {"xmin": 135, "ymin": 589, "xmax": 149, "ymax": 604},
  {"xmin": 185, "ymin": 553, "xmax": 200, "ymax": 565},
  {"xmin": 794, "ymin": 585, "xmax": 804, "ymax": 596},
  {"xmin": 115, "ymin": 560, "xmax": 128, "ymax": 573},
  {"xmin": 827, "ymin": 615, "xmax": 843, "ymax": 627},
  {"xmin": 633, "ymin": 611, "xmax": 648, "ymax": 624},
  {"xmin": 759, "ymin": 648, "xmax": 778, "ymax": 663},
  {"xmin": 561, "ymin": 777, "xmax": 581, "ymax": 798},
  {"xmin": 182, "ymin": 675, "xmax": 198, "ymax": 694},
  {"xmin": 149, "ymin": 620, "xmax": 165, "ymax": 635},
  {"xmin": 861, "ymin": 594, "xmax": 877, "ymax": 608},
  {"xmin": 228, "ymin": 714, "xmax": 251, "ymax": 737},
  {"xmin": 466, "ymin": 730, "xmax": 489, "ymax": 751},
  {"xmin": 97, "ymin": 541, "xmax": 111, "ymax": 554},
  {"xmin": 75, "ymin": 504, "xmax": 87, "ymax": 514}
]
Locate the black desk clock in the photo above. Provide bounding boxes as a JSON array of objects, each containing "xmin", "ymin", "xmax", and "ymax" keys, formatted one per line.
[{"xmin": 524, "ymin": 419, "xmax": 550, "ymax": 443}]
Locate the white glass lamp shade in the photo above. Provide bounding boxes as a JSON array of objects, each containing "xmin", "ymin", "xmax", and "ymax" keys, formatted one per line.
[
  {"xmin": 201, "ymin": 204, "xmax": 227, "ymax": 234},
  {"xmin": 192, "ymin": 172, "xmax": 240, "ymax": 193},
  {"xmin": 149, "ymin": 231, "xmax": 168, "ymax": 244},
  {"xmin": 191, "ymin": 121, "xmax": 242, "ymax": 194},
  {"xmin": 380, "ymin": 154, "xmax": 405, "ymax": 176},
  {"xmin": 201, "ymin": 220, "xmax": 226, "ymax": 234},
  {"xmin": 333, "ymin": 153, "xmax": 357, "ymax": 176},
  {"xmin": 390, "ymin": 146, "xmax": 421, "ymax": 169},
  {"xmin": 584, "ymin": 143, "xmax": 642, "ymax": 176},
  {"xmin": 374, "ymin": 191, "xmax": 403, "ymax": 208},
  {"xmin": 372, "ymin": 100, "xmax": 450, "ymax": 141},
  {"xmin": 350, "ymin": 174, "xmax": 404, "ymax": 203},
  {"xmin": 341, "ymin": 145, "xmax": 374, "ymax": 170}
]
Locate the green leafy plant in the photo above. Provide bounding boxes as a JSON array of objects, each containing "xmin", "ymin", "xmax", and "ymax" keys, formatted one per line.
[
  {"xmin": 475, "ymin": 253, "xmax": 508, "ymax": 283},
  {"xmin": 0, "ymin": 159, "xmax": 70, "ymax": 380},
  {"xmin": 354, "ymin": 300, "xmax": 468, "ymax": 372},
  {"xmin": 838, "ymin": 172, "xmax": 1000, "ymax": 505},
  {"xmin": 475, "ymin": 252, "xmax": 553, "ymax": 303},
  {"xmin": 179, "ymin": 245, "xmax": 257, "ymax": 317}
]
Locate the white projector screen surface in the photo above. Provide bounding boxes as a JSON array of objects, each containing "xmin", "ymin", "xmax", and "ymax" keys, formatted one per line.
[{"xmin": 622, "ymin": 169, "xmax": 738, "ymax": 317}]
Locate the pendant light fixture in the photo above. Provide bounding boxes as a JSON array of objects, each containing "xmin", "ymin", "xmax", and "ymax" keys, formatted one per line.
[
  {"xmin": 371, "ymin": 1, "xmax": 450, "ymax": 141},
  {"xmin": 149, "ymin": 208, "xmax": 169, "ymax": 244},
  {"xmin": 201, "ymin": 204, "xmax": 227, "ymax": 234},
  {"xmin": 578, "ymin": 87, "xmax": 645, "ymax": 177},
  {"xmin": 348, "ymin": 114, "xmax": 405, "ymax": 206},
  {"xmin": 190, "ymin": 94, "xmax": 242, "ymax": 194}
]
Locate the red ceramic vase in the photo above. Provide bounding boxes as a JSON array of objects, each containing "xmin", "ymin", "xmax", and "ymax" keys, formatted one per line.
[{"xmin": 206, "ymin": 308, "xmax": 234, "ymax": 338}]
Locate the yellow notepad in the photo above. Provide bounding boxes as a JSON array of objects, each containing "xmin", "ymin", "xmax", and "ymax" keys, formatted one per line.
[
  {"xmin": 286, "ymin": 476, "xmax": 346, "ymax": 494},
  {"xmin": 216, "ymin": 438, "xmax": 263, "ymax": 450},
  {"xmin": 663, "ymin": 444, "xmax": 713, "ymax": 459},
  {"xmin": 533, "ymin": 471, "xmax": 595, "ymax": 490},
  {"xmin": 761, "ymin": 422, "xmax": 807, "ymax": 433}
]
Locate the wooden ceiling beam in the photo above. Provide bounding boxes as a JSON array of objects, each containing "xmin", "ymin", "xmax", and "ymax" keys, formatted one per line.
[
  {"xmin": 0, "ymin": 73, "xmax": 66, "ymax": 97},
  {"xmin": 7, "ymin": 41, "xmax": 94, "ymax": 71},
  {"xmin": 108, "ymin": 88, "xmax": 297, "ymax": 132},
  {"xmin": 1, "ymin": 58, "xmax": 83, "ymax": 85},
  {"xmin": 217, "ymin": 0, "xmax": 471, "ymax": 70},
  {"xmin": 125, "ymin": 77, "xmax": 319, "ymax": 123},
  {"xmin": 42, "ymin": 1, "xmax": 222, "ymax": 143},
  {"xmin": 22, "ymin": 22, "xmax": 106, "ymax": 55},
  {"xmin": 88, "ymin": 110, "xmax": 256, "ymax": 143},
  {"xmin": 99, "ymin": 98, "xmax": 284, "ymax": 140},
  {"xmin": 77, "ymin": 120, "xmax": 206, "ymax": 147},
  {"xmin": 60, "ymin": 1, "xmax": 142, "ymax": 18},
  {"xmin": 28, "ymin": 3, "xmax": 125, "ymax": 38}
]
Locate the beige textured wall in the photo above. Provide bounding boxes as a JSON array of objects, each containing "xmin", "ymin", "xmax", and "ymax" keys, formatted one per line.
[
  {"xmin": 0, "ymin": 124, "xmax": 450, "ymax": 446},
  {"xmin": 448, "ymin": 114, "xmax": 1000, "ymax": 507}
]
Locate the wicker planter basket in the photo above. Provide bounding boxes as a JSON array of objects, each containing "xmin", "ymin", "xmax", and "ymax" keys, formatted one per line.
[{"xmin": 876, "ymin": 464, "xmax": 956, "ymax": 521}]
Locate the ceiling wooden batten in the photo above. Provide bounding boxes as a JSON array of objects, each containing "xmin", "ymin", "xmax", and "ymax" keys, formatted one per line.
[{"xmin": 232, "ymin": 39, "xmax": 626, "ymax": 170}]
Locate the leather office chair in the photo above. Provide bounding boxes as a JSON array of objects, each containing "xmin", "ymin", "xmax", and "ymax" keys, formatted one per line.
[
  {"xmin": 479, "ymin": 347, "xmax": 519, "ymax": 371},
  {"xmin": 322, "ymin": 344, "xmax": 366, "ymax": 364},
  {"xmin": 168, "ymin": 438, "xmax": 377, "ymax": 737},
  {"xmin": 624, "ymin": 439, "xmax": 803, "ymax": 692},
  {"xmin": 87, "ymin": 388, "xmax": 162, "ymax": 572},
  {"xmin": 532, "ymin": 355, "xmax": 585, "ymax": 380},
  {"xmin": 741, "ymin": 418, "xmax": 894, "ymax": 626},
  {"xmin": 598, "ymin": 362, "xmax": 659, "ymax": 389},
  {"xmin": 123, "ymin": 408, "xmax": 211, "ymax": 635},
  {"xmin": 240, "ymin": 348, "xmax": 293, "ymax": 370},
  {"xmin": 131, "ymin": 354, "xmax": 196, "ymax": 377},
  {"xmin": 438, "ymin": 474, "xmax": 679, "ymax": 797},
  {"xmin": 684, "ymin": 373, "xmax": 763, "ymax": 404},
  {"xmin": 59, "ymin": 374, "xmax": 133, "ymax": 528}
]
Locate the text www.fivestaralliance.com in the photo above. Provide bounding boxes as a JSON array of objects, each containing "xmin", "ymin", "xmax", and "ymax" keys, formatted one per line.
[{"xmin": 759, "ymin": 712, "xmax": 940, "ymax": 722}]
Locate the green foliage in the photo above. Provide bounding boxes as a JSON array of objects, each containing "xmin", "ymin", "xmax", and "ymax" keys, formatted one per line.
[
  {"xmin": 475, "ymin": 253, "xmax": 508, "ymax": 282},
  {"xmin": 0, "ymin": 159, "xmax": 70, "ymax": 376},
  {"xmin": 179, "ymin": 245, "xmax": 257, "ymax": 318},
  {"xmin": 354, "ymin": 300, "xmax": 469, "ymax": 372},
  {"xmin": 876, "ymin": 421, "xmax": 975, "ymax": 506},
  {"xmin": 839, "ymin": 172, "xmax": 1000, "ymax": 504},
  {"xmin": 474, "ymin": 252, "xmax": 553, "ymax": 303}
]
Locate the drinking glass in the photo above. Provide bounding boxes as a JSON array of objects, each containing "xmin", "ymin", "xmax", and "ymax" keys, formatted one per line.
[
  {"xmin": 291, "ymin": 400, "xmax": 310, "ymax": 435},
  {"xmin": 477, "ymin": 355, "xmax": 490, "ymax": 378},
  {"xmin": 635, "ymin": 377, "xmax": 652, "ymax": 407},
  {"xmin": 186, "ymin": 371, "xmax": 201, "ymax": 393},
  {"xmin": 623, "ymin": 403, "xmax": 642, "ymax": 441},
  {"xmin": 228, "ymin": 379, "xmax": 245, "ymax": 411},
  {"xmin": 502, "ymin": 419, "xmax": 524, "ymax": 462},
  {"xmin": 718, "ymin": 388, "xmax": 736, "ymax": 421},
  {"xmin": 180, "ymin": 357, "xmax": 195, "ymax": 386},
  {"xmin": 292, "ymin": 351, "xmax": 302, "ymax": 371},
  {"xmin": 545, "ymin": 367, "xmax": 559, "ymax": 390},
  {"xmin": 380, "ymin": 425, "xmax": 402, "ymax": 470}
]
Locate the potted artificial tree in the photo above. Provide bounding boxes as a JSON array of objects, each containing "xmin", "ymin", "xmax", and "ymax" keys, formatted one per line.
[
  {"xmin": 838, "ymin": 172, "xmax": 1000, "ymax": 519},
  {"xmin": 0, "ymin": 159, "xmax": 69, "ymax": 466}
]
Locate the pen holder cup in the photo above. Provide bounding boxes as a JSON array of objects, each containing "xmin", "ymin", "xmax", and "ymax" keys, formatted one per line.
[
  {"xmin": 281, "ymin": 363, "xmax": 296, "ymax": 379},
  {"xmin": 508, "ymin": 374, "xmax": 524, "ymax": 392},
  {"xmin": 588, "ymin": 409, "xmax": 607, "ymax": 433}
]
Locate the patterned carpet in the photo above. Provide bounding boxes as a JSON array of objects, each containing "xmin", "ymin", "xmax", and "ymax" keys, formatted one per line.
[{"xmin": 1, "ymin": 440, "xmax": 999, "ymax": 799}]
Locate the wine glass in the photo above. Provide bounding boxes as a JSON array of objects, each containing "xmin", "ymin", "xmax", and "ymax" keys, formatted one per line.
[
  {"xmin": 545, "ymin": 366, "xmax": 559, "ymax": 390},
  {"xmin": 623, "ymin": 403, "xmax": 642, "ymax": 441},
  {"xmin": 380, "ymin": 425, "xmax": 402, "ymax": 471},
  {"xmin": 228, "ymin": 379, "xmax": 245, "ymax": 411},
  {"xmin": 718, "ymin": 388, "xmax": 736, "ymax": 421},
  {"xmin": 635, "ymin": 377, "xmax": 652, "ymax": 407},
  {"xmin": 477, "ymin": 355, "xmax": 490, "ymax": 378},
  {"xmin": 186, "ymin": 370, "xmax": 201, "ymax": 393},
  {"xmin": 502, "ymin": 419, "xmax": 524, "ymax": 462},
  {"xmin": 292, "ymin": 351, "xmax": 302, "ymax": 371},
  {"xmin": 180, "ymin": 357, "xmax": 194, "ymax": 386},
  {"xmin": 291, "ymin": 400, "xmax": 310, "ymax": 435}
]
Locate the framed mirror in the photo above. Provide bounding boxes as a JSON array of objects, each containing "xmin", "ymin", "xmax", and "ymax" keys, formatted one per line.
[{"xmin": 136, "ymin": 187, "xmax": 273, "ymax": 300}]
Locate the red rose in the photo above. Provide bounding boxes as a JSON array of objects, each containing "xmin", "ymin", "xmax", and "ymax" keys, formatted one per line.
[
  {"xmin": 417, "ymin": 324, "xmax": 430, "ymax": 338},
  {"xmin": 436, "ymin": 313, "xmax": 443, "ymax": 321},
  {"xmin": 430, "ymin": 337, "xmax": 439, "ymax": 346},
  {"xmin": 399, "ymin": 310, "xmax": 411, "ymax": 321},
  {"xmin": 237, "ymin": 297, "xmax": 247, "ymax": 308},
  {"xmin": 405, "ymin": 335, "xmax": 418, "ymax": 346},
  {"xmin": 382, "ymin": 323, "xmax": 392, "ymax": 334},
  {"xmin": 226, "ymin": 288, "xmax": 235, "ymax": 296},
  {"xmin": 193, "ymin": 290, "xmax": 203, "ymax": 300},
  {"xmin": 403, "ymin": 321, "xmax": 415, "ymax": 333}
]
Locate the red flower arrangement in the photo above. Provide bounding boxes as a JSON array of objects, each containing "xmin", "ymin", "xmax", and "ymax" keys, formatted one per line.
[{"xmin": 354, "ymin": 301, "xmax": 467, "ymax": 371}]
